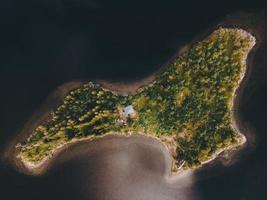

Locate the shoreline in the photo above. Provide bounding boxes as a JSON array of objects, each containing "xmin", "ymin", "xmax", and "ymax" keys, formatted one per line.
[
  {"xmin": 4, "ymin": 26, "xmax": 257, "ymax": 176},
  {"xmin": 192, "ymin": 15, "xmax": 263, "ymax": 177}
]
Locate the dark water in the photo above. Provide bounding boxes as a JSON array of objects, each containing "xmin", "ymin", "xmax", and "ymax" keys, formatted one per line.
[{"xmin": 0, "ymin": 1, "xmax": 267, "ymax": 200}]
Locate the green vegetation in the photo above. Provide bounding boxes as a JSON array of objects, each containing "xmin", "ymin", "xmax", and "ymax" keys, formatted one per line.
[{"xmin": 18, "ymin": 28, "xmax": 255, "ymax": 169}]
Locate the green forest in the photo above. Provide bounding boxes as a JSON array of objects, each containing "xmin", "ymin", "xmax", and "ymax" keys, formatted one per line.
[{"xmin": 18, "ymin": 28, "xmax": 255, "ymax": 169}]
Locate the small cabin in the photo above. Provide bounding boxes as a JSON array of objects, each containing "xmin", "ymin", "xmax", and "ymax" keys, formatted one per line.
[{"xmin": 122, "ymin": 105, "xmax": 135, "ymax": 118}]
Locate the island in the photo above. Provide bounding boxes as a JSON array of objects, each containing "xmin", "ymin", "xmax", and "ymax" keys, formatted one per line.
[{"xmin": 16, "ymin": 28, "xmax": 256, "ymax": 172}]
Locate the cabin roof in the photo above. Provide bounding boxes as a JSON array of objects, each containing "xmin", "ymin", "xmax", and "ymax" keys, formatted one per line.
[{"xmin": 123, "ymin": 105, "xmax": 135, "ymax": 117}]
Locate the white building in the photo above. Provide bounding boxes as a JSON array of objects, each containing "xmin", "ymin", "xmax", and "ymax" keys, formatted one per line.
[{"xmin": 122, "ymin": 105, "xmax": 135, "ymax": 118}]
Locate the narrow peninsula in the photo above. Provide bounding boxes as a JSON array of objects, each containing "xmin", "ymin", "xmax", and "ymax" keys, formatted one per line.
[{"xmin": 16, "ymin": 28, "xmax": 256, "ymax": 172}]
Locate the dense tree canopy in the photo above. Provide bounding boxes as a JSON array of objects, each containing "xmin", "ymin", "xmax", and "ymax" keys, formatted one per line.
[{"xmin": 18, "ymin": 28, "xmax": 255, "ymax": 170}]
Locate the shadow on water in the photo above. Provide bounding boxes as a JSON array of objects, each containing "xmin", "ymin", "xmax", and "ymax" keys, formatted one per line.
[{"xmin": 0, "ymin": 1, "xmax": 267, "ymax": 200}]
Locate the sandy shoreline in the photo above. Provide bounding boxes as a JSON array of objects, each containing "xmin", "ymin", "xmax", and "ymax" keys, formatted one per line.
[{"xmin": 3, "ymin": 24, "xmax": 258, "ymax": 176}]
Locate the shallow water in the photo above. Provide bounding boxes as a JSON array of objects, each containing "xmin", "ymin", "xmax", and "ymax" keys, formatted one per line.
[{"xmin": 0, "ymin": 1, "xmax": 267, "ymax": 200}]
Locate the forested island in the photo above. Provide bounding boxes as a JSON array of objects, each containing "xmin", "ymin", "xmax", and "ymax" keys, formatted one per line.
[{"xmin": 16, "ymin": 28, "xmax": 256, "ymax": 172}]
